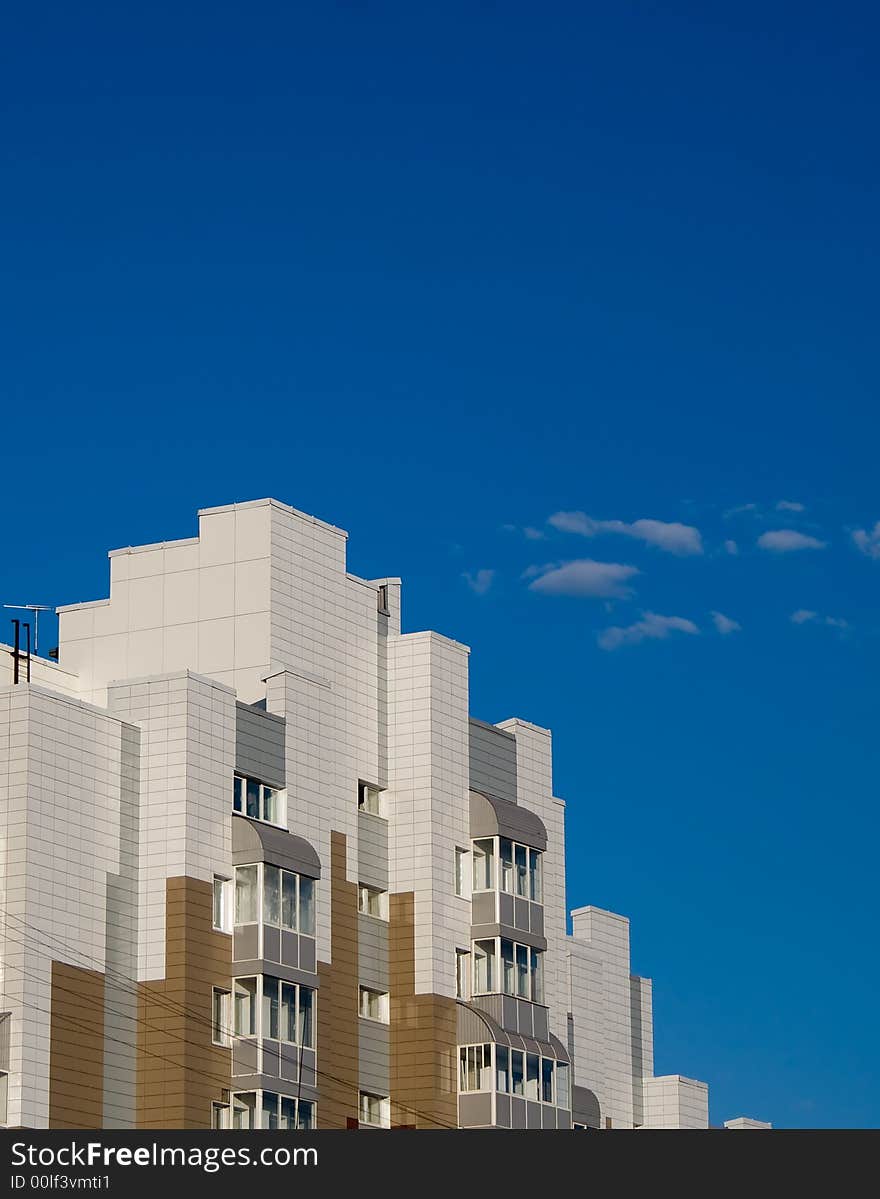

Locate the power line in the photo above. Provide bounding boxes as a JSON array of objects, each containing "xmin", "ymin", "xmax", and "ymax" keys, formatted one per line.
[{"xmin": 0, "ymin": 904, "xmax": 461, "ymax": 1130}]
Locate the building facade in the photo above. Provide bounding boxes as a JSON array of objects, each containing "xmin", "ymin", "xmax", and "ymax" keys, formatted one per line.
[{"xmin": 0, "ymin": 499, "xmax": 768, "ymax": 1130}]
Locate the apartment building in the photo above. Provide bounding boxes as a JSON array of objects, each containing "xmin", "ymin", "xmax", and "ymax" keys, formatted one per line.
[{"xmin": 0, "ymin": 498, "xmax": 769, "ymax": 1130}]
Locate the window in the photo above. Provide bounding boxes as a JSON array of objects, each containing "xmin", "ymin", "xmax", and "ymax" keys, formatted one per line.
[
  {"xmin": 500, "ymin": 838, "xmax": 513, "ymax": 892},
  {"xmin": 232, "ymin": 1092, "xmax": 314, "ymax": 1130},
  {"xmin": 359, "ymin": 1092, "xmax": 390, "ymax": 1128},
  {"xmin": 359, "ymin": 986, "xmax": 389, "ymax": 1023},
  {"xmin": 557, "ymin": 1062, "xmax": 570, "ymax": 1110},
  {"xmin": 472, "ymin": 839, "xmax": 494, "ymax": 890},
  {"xmin": 213, "ymin": 876, "xmax": 232, "ymax": 932},
  {"xmin": 358, "ymin": 781, "xmax": 385, "ymax": 817},
  {"xmin": 377, "ymin": 584, "xmax": 390, "ymax": 615},
  {"xmin": 455, "ymin": 948, "xmax": 471, "ymax": 1000},
  {"xmin": 525, "ymin": 1053, "xmax": 540, "ymax": 1100},
  {"xmin": 234, "ymin": 865, "xmax": 258, "ymax": 924},
  {"xmin": 212, "ymin": 988, "xmax": 231, "ymax": 1046},
  {"xmin": 494, "ymin": 838, "xmax": 542, "ymax": 901},
  {"xmin": 515, "ymin": 843, "xmax": 528, "ymax": 897},
  {"xmin": 487, "ymin": 1048, "xmax": 562, "ymax": 1105},
  {"xmin": 260, "ymin": 977, "xmax": 316, "ymax": 1047},
  {"xmin": 358, "ymin": 883, "xmax": 388, "ymax": 920},
  {"xmin": 454, "ymin": 847, "xmax": 470, "ymax": 898},
  {"xmin": 233, "ymin": 978, "xmax": 257, "ymax": 1036},
  {"xmin": 511, "ymin": 1050, "xmax": 524, "ymax": 1096},
  {"xmin": 211, "ymin": 1101, "xmax": 229, "ymax": 1129},
  {"xmin": 231, "ymin": 1093, "xmax": 256, "ymax": 1129},
  {"xmin": 233, "ymin": 774, "xmax": 284, "ymax": 826},
  {"xmin": 529, "ymin": 848, "xmax": 542, "ymax": 903},
  {"xmin": 474, "ymin": 938, "xmax": 543, "ymax": 1002},
  {"xmin": 458, "ymin": 1044, "xmax": 493, "ymax": 1092},
  {"xmin": 495, "ymin": 1045, "xmax": 509, "ymax": 1093},
  {"xmin": 473, "ymin": 939, "xmax": 496, "ymax": 993},
  {"xmin": 263, "ymin": 865, "xmax": 317, "ymax": 936}
]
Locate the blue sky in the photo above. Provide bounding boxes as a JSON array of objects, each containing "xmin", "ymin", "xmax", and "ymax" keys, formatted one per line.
[{"xmin": 2, "ymin": 2, "xmax": 878, "ymax": 1127}]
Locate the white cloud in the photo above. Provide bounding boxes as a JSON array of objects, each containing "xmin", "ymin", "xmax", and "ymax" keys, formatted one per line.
[
  {"xmin": 825, "ymin": 616, "xmax": 849, "ymax": 630},
  {"xmin": 463, "ymin": 569, "xmax": 495, "ymax": 595},
  {"xmin": 724, "ymin": 502, "xmax": 759, "ymax": 518},
  {"xmin": 527, "ymin": 559, "xmax": 639, "ymax": 599},
  {"xmin": 852, "ymin": 522, "xmax": 880, "ymax": 559},
  {"xmin": 711, "ymin": 611, "xmax": 741, "ymax": 635},
  {"xmin": 523, "ymin": 526, "xmax": 545, "ymax": 540},
  {"xmin": 598, "ymin": 611, "xmax": 700, "ymax": 651},
  {"xmin": 777, "ymin": 500, "xmax": 806, "ymax": 512},
  {"xmin": 790, "ymin": 609, "xmax": 849, "ymax": 631},
  {"xmin": 757, "ymin": 529, "xmax": 826, "ymax": 552},
  {"xmin": 790, "ymin": 609, "xmax": 817, "ymax": 624},
  {"xmin": 724, "ymin": 539, "xmax": 739, "ymax": 555},
  {"xmin": 547, "ymin": 511, "xmax": 703, "ymax": 556}
]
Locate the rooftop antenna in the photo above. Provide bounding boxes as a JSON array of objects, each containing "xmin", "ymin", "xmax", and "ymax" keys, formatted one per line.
[{"xmin": 4, "ymin": 604, "xmax": 53, "ymax": 658}]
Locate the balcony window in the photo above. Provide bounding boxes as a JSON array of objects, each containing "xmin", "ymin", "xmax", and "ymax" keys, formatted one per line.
[
  {"xmin": 495, "ymin": 1045, "xmax": 509, "ymax": 1093},
  {"xmin": 233, "ymin": 978, "xmax": 257, "ymax": 1037},
  {"xmin": 473, "ymin": 937, "xmax": 543, "ymax": 1003},
  {"xmin": 525, "ymin": 1053, "xmax": 540, "ymax": 1100},
  {"xmin": 260, "ymin": 977, "xmax": 316, "ymax": 1047},
  {"xmin": 529, "ymin": 849, "xmax": 542, "ymax": 902},
  {"xmin": 262, "ymin": 865, "xmax": 316, "ymax": 935},
  {"xmin": 472, "ymin": 839, "xmax": 494, "ymax": 891},
  {"xmin": 542, "ymin": 1058, "xmax": 555, "ymax": 1104},
  {"xmin": 458, "ymin": 1044, "xmax": 492, "ymax": 1092},
  {"xmin": 473, "ymin": 837, "xmax": 542, "ymax": 902},
  {"xmin": 511, "ymin": 1050, "xmax": 524, "ymax": 1096},
  {"xmin": 234, "ymin": 774, "xmax": 285, "ymax": 826},
  {"xmin": 231, "ymin": 1093, "xmax": 256, "ymax": 1129},
  {"xmin": 473, "ymin": 939, "xmax": 496, "ymax": 993},
  {"xmin": 235, "ymin": 863, "xmax": 316, "ymax": 934},
  {"xmin": 234, "ymin": 1092, "xmax": 314, "ymax": 1130},
  {"xmin": 234, "ymin": 865, "xmax": 259, "ymax": 924}
]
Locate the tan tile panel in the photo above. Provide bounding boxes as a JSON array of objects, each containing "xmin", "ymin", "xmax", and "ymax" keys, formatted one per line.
[
  {"xmin": 316, "ymin": 831, "xmax": 359, "ymax": 1128},
  {"xmin": 389, "ymin": 893, "xmax": 458, "ymax": 1129},
  {"xmin": 136, "ymin": 877, "xmax": 232, "ymax": 1128},
  {"xmin": 49, "ymin": 964, "xmax": 105, "ymax": 1129}
]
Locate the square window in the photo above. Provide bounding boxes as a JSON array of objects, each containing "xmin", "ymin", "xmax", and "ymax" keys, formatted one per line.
[
  {"xmin": 358, "ymin": 883, "xmax": 388, "ymax": 920},
  {"xmin": 359, "ymin": 1091, "xmax": 390, "ymax": 1128},
  {"xmin": 358, "ymin": 782, "xmax": 385, "ymax": 817},
  {"xmin": 359, "ymin": 986, "xmax": 389, "ymax": 1023}
]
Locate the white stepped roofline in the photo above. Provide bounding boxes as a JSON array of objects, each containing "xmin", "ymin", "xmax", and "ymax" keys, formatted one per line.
[
  {"xmin": 496, "ymin": 716, "xmax": 552, "ymax": 738},
  {"xmin": 395, "ymin": 628, "xmax": 471, "ymax": 655},
  {"xmin": 570, "ymin": 904, "xmax": 630, "ymax": 924},
  {"xmin": 108, "ymin": 537, "xmax": 198, "ymax": 557},
  {"xmin": 0, "ymin": 681, "xmax": 138, "ymax": 725},
  {"xmin": 198, "ymin": 496, "xmax": 348, "ymax": 538},
  {"xmin": 0, "ymin": 646, "xmax": 78, "ymax": 676},
  {"xmin": 56, "ymin": 598, "xmax": 109, "ymax": 613}
]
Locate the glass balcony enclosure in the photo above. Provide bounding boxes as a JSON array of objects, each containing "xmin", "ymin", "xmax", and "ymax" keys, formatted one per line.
[
  {"xmin": 221, "ymin": 1091, "xmax": 315, "ymax": 1130},
  {"xmin": 234, "ymin": 862, "xmax": 315, "ymax": 936},
  {"xmin": 459, "ymin": 1043, "xmax": 570, "ymax": 1108},
  {"xmin": 232, "ymin": 974, "xmax": 315, "ymax": 1048},
  {"xmin": 472, "ymin": 837, "xmax": 542, "ymax": 902},
  {"xmin": 472, "ymin": 937, "xmax": 544, "ymax": 1003}
]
